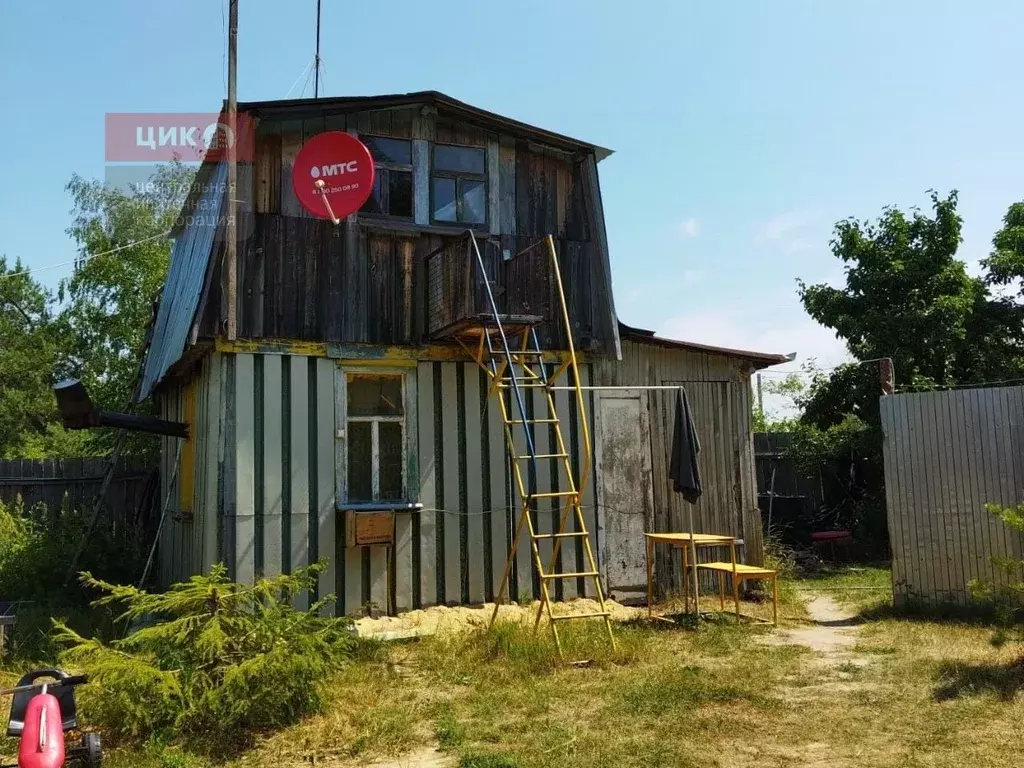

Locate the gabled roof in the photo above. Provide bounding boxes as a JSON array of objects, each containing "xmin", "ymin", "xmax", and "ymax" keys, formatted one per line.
[
  {"xmin": 618, "ymin": 322, "xmax": 795, "ymax": 370},
  {"xmin": 236, "ymin": 90, "xmax": 614, "ymax": 162}
]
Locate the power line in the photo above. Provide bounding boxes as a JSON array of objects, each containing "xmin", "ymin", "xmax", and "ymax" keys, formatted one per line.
[
  {"xmin": 0, "ymin": 231, "xmax": 172, "ymax": 283},
  {"xmin": 895, "ymin": 376, "xmax": 1024, "ymax": 393}
]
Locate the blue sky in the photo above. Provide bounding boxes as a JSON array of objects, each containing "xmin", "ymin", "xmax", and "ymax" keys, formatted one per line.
[{"xmin": 1, "ymin": 0, "xmax": 1022, "ymax": 381}]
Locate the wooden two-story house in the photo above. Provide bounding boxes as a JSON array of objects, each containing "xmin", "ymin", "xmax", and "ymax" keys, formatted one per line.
[{"xmin": 139, "ymin": 91, "xmax": 789, "ymax": 615}]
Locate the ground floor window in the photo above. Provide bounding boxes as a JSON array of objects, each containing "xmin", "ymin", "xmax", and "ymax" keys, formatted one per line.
[{"xmin": 345, "ymin": 373, "xmax": 406, "ymax": 502}]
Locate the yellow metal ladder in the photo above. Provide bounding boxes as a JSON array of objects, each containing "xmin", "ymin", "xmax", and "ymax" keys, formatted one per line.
[{"xmin": 459, "ymin": 233, "xmax": 615, "ymax": 656}]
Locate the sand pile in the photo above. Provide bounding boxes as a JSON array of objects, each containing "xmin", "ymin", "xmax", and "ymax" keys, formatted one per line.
[{"xmin": 354, "ymin": 598, "xmax": 641, "ymax": 639}]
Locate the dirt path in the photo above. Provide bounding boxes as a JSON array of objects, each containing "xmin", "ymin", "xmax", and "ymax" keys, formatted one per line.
[
  {"xmin": 360, "ymin": 746, "xmax": 450, "ymax": 768},
  {"xmin": 761, "ymin": 594, "xmax": 864, "ymax": 662}
]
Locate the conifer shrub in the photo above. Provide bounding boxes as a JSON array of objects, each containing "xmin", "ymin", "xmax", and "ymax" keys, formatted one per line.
[
  {"xmin": 971, "ymin": 502, "xmax": 1024, "ymax": 641},
  {"xmin": 53, "ymin": 562, "xmax": 357, "ymax": 748}
]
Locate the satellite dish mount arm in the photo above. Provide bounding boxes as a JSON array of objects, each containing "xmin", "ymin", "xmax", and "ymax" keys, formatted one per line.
[{"xmin": 314, "ymin": 179, "xmax": 341, "ymax": 226}]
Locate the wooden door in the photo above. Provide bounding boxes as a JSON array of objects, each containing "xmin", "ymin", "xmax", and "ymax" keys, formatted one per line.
[{"xmin": 594, "ymin": 389, "xmax": 654, "ymax": 603}]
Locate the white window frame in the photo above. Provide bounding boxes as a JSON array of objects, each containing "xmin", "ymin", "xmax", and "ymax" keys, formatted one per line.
[{"xmin": 338, "ymin": 368, "xmax": 411, "ymax": 504}]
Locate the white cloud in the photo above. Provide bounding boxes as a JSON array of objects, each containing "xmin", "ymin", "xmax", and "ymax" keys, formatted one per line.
[
  {"xmin": 658, "ymin": 307, "xmax": 849, "ymax": 370},
  {"xmin": 658, "ymin": 305, "xmax": 851, "ymax": 419},
  {"xmin": 754, "ymin": 209, "xmax": 815, "ymax": 243},
  {"xmin": 682, "ymin": 269, "xmax": 705, "ymax": 285},
  {"xmin": 678, "ymin": 218, "xmax": 700, "ymax": 238},
  {"xmin": 780, "ymin": 236, "xmax": 817, "ymax": 255}
]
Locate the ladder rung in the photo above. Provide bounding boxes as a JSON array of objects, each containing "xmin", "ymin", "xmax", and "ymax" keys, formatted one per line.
[
  {"xmin": 529, "ymin": 491, "xmax": 578, "ymax": 499},
  {"xmin": 490, "ymin": 349, "xmax": 547, "ymax": 356},
  {"xmin": 514, "ymin": 453, "xmax": 568, "ymax": 460},
  {"xmin": 541, "ymin": 571, "xmax": 599, "ymax": 580},
  {"xmin": 533, "ymin": 531, "xmax": 589, "ymax": 539},
  {"xmin": 508, "ymin": 418, "xmax": 559, "ymax": 424},
  {"xmin": 550, "ymin": 611, "xmax": 611, "ymax": 621}
]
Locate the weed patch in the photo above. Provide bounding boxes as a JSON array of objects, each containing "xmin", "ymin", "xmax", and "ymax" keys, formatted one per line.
[{"xmin": 614, "ymin": 665, "xmax": 773, "ymax": 716}]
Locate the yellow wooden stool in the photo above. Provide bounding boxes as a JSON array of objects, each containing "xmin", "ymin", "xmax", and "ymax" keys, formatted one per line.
[{"xmin": 697, "ymin": 562, "xmax": 779, "ymax": 626}]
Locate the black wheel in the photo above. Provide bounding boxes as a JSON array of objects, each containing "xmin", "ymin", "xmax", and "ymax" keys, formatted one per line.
[{"xmin": 83, "ymin": 732, "xmax": 102, "ymax": 768}]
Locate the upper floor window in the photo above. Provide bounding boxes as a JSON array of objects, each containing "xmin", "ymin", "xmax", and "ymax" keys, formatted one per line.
[
  {"xmin": 432, "ymin": 144, "xmax": 486, "ymax": 225},
  {"xmin": 360, "ymin": 136, "xmax": 413, "ymax": 219}
]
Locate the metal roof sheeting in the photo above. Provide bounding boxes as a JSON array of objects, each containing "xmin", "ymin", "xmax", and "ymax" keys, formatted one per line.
[
  {"xmin": 236, "ymin": 90, "xmax": 614, "ymax": 162},
  {"xmin": 138, "ymin": 162, "xmax": 226, "ymax": 400},
  {"xmin": 618, "ymin": 322, "xmax": 795, "ymax": 370}
]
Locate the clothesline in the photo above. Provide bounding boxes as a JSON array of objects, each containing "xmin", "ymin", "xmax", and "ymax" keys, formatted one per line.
[{"xmin": 546, "ymin": 385, "xmax": 691, "ymax": 391}]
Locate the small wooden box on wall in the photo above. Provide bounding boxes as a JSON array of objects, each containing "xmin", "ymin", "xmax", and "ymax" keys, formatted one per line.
[{"xmin": 345, "ymin": 510, "xmax": 395, "ymax": 547}]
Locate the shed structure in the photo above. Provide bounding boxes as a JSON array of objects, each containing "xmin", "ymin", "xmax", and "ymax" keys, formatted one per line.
[{"xmin": 141, "ymin": 91, "xmax": 790, "ymax": 613}]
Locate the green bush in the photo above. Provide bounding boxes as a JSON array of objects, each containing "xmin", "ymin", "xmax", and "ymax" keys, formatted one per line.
[
  {"xmin": 54, "ymin": 562, "xmax": 357, "ymax": 751},
  {"xmin": 0, "ymin": 497, "xmax": 132, "ymax": 658}
]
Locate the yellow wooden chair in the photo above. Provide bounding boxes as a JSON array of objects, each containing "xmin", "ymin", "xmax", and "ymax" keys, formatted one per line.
[{"xmin": 696, "ymin": 561, "xmax": 779, "ymax": 626}]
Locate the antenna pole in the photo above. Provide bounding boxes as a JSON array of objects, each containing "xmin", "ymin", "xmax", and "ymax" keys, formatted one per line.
[
  {"xmin": 226, "ymin": 0, "xmax": 238, "ymax": 340},
  {"xmin": 314, "ymin": 0, "xmax": 322, "ymax": 98}
]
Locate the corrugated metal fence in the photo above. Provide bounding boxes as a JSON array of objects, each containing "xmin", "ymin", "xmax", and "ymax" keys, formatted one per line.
[
  {"xmin": 880, "ymin": 386, "xmax": 1024, "ymax": 606},
  {"xmin": 0, "ymin": 457, "xmax": 156, "ymax": 526}
]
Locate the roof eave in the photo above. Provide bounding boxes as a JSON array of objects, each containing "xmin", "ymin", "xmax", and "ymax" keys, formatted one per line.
[
  {"xmin": 233, "ymin": 91, "xmax": 614, "ymax": 160},
  {"xmin": 618, "ymin": 322, "xmax": 795, "ymax": 370}
]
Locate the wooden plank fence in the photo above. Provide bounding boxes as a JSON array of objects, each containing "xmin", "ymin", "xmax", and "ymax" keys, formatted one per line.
[
  {"xmin": 0, "ymin": 457, "xmax": 157, "ymax": 531},
  {"xmin": 880, "ymin": 386, "xmax": 1024, "ymax": 607}
]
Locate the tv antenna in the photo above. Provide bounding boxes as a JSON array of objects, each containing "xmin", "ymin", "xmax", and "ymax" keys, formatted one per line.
[{"xmin": 314, "ymin": 0, "xmax": 323, "ymax": 97}]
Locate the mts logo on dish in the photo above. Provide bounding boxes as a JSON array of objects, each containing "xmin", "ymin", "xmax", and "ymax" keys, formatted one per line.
[{"xmin": 310, "ymin": 161, "xmax": 359, "ymax": 179}]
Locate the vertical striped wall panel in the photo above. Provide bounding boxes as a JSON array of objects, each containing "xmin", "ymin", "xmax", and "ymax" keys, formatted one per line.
[
  {"xmin": 410, "ymin": 361, "xmax": 598, "ymax": 609},
  {"xmin": 222, "ymin": 354, "xmax": 338, "ymax": 605},
  {"xmin": 160, "ymin": 352, "xmax": 598, "ymax": 614},
  {"xmin": 881, "ymin": 387, "xmax": 1024, "ymax": 607}
]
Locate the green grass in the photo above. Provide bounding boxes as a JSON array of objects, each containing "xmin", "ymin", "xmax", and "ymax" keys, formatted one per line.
[
  {"xmin": 794, "ymin": 562, "xmax": 894, "ymax": 613},
  {"xmin": 14, "ymin": 565, "xmax": 1024, "ymax": 768}
]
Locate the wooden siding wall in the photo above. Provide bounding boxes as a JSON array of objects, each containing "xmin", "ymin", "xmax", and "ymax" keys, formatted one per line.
[
  {"xmin": 234, "ymin": 217, "xmax": 417, "ymax": 343},
  {"xmin": 169, "ymin": 350, "xmax": 600, "ymax": 615},
  {"xmin": 199, "ymin": 105, "xmax": 616, "ymax": 354},
  {"xmin": 593, "ymin": 339, "xmax": 764, "ymax": 595},
  {"xmin": 881, "ymin": 387, "xmax": 1024, "ymax": 607}
]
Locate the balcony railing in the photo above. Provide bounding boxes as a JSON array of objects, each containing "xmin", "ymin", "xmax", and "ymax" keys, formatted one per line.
[{"xmin": 425, "ymin": 233, "xmax": 553, "ymax": 339}]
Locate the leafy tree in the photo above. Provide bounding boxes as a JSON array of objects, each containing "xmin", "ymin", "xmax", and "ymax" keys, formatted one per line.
[
  {"xmin": 790, "ymin": 191, "xmax": 1024, "ymax": 552},
  {"xmin": 0, "ymin": 259, "xmax": 90, "ymax": 457},
  {"xmin": 752, "ymin": 371, "xmax": 806, "ymax": 432},
  {"xmin": 797, "ymin": 191, "xmax": 1024, "ymax": 426},
  {"xmin": 983, "ymin": 201, "xmax": 1024, "ymax": 295},
  {"xmin": 57, "ymin": 163, "xmax": 195, "ymax": 417},
  {"xmin": 0, "ymin": 163, "xmax": 197, "ymax": 458},
  {"xmin": 798, "ymin": 191, "xmax": 1022, "ymax": 420}
]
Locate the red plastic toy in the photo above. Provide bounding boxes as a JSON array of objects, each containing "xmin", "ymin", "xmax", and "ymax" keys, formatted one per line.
[{"xmin": 1, "ymin": 670, "xmax": 100, "ymax": 768}]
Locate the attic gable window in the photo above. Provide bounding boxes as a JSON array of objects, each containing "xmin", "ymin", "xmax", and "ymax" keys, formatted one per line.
[
  {"xmin": 360, "ymin": 136, "xmax": 413, "ymax": 219},
  {"xmin": 431, "ymin": 144, "xmax": 486, "ymax": 225}
]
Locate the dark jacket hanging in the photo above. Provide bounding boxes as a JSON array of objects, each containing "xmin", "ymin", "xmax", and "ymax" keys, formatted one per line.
[{"xmin": 669, "ymin": 387, "xmax": 702, "ymax": 504}]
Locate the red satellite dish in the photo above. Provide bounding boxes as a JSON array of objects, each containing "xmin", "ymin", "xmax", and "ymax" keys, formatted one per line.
[{"xmin": 292, "ymin": 131, "xmax": 375, "ymax": 223}]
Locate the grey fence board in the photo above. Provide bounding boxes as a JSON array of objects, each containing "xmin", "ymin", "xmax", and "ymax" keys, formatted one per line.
[
  {"xmin": 881, "ymin": 387, "xmax": 1024, "ymax": 606},
  {"xmin": 0, "ymin": 457, "xmax": 155, "ymax": 532}
]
